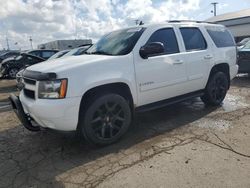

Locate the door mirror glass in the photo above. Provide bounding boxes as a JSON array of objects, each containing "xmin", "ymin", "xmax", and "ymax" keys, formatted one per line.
[{"xmin": 139, "ymin": 42, "xmax": 164, "ymax": 59}]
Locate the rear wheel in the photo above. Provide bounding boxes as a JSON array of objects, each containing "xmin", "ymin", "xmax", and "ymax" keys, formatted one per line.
[
  {"xmin": 8, "ymin": 68, "xmax": 19, "ymax": 79},
  {"xmin": 79, "ymin": 93, "xmax": 132, "ymax": 146},
  {"xmin": 201, "ymin": 72, "xmax": 229, "ymax": 106}
]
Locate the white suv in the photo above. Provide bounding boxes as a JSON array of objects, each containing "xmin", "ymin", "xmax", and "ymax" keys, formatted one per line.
[{"xmin": 10, "ymin": 21, "xmax": 238, "ymax": 145}]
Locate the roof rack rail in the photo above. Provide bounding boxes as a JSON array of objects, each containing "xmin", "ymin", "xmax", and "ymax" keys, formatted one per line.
[{"xmin": 167, "ymin": 20, "xmax": 214, "ymax": 24}]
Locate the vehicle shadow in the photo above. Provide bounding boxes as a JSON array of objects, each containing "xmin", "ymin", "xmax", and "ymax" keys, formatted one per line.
[{"xmin": 0, "ymin": 98, "xmax": 217, "ymax": 187}]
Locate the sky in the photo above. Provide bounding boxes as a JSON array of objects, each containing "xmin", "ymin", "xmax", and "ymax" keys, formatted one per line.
[{"xmin": 0, "ymin": 0, "xmax": 250, "ymax": 50}]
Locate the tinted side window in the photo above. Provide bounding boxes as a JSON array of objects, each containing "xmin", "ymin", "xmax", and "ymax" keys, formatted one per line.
[
  {"xmin": 206, "ymin": 27, "xmax": 235, "ymax": 48},
  {"xmin": 180, "ymin": 28, "xmax": 207, "ymax": 51},
  {"xmin": 147, "ymin": 28, "xmax": 179, "ymax": 55}
]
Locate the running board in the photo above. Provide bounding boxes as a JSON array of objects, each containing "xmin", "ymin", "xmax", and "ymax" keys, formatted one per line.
[{"xmin": 135, "ymin": 90, "xmax": 204, "ymax": 113}]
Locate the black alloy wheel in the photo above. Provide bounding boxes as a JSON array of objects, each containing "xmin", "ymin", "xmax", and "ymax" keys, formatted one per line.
[
  {"xmin": 80, "ymin": 93, "xmax": 132, "ymax": 145},
  {"xmin": 8, "ymin": 68, "xmax": 19, "ymax": 79},
  {"xmin": 201, "ymin": 72, "xmax": 229, "ymax": 106}
]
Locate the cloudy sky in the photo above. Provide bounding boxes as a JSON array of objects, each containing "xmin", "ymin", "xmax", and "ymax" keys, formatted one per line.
[{"xmin": 1, "ymin": 0, "xmax": 250, "ymax": 50}]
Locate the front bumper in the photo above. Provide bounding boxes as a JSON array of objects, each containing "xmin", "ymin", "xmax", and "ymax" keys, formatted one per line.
[
  {"xmin": 9, "ymin": 94, "xmax": 40, "ymax": 131},
  {"xmin": 18, "ymin": 92, "xmax": 81, "ymax": 131}
]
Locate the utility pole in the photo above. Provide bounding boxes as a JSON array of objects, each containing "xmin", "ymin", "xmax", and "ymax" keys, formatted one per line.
[
  {"xmin": 211, "ymin": 2, "xmax": 218, "ymax": 16},
  {"xmin": 135, "ymin": 19, "xmax": 144, "ymax": 26},
  {"xmin": 135, "ymin": 19, "xmax": 140, "ymax": 25},
  {"xmin": 29, "ymin": 36, "xmax": 33, "ymax": 49},
  {"xmin": 6, "ymin": 37, "xmax": 10, "ymax": 50}
]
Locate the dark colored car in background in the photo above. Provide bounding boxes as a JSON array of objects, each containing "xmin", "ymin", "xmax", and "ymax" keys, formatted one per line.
[
  {"xmin": 0, "ymin": 49, "xmax": 58, "ymax": 78},
  {"xmin": 0, "ymin": 53, "xmax": 45, "ymax": 78},
  {"xmin": 0, "ymin": 51, "xmax": 20, "ymax": 63},
  {"xmin": 26, "ymin": 49, "xmax": 59, "ymax": 60},
  {"xmin": 238, "ymin": 41, "xmax": 250, "ymax": 74}
]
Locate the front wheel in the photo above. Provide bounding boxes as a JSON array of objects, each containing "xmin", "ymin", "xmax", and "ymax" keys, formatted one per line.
[
  {"xmin": 201, "ymin": 72, "xmax": 229, "ymax": 106},
  {"xmin": 8, "ymin": 68, "xmax": 19, "ymax": 79},
  {"xmin": 79, "ymin": 93, "xmax": 132, "ymax": 146}
]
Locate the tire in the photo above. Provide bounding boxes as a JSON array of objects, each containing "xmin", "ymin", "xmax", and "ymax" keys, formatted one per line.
[
  {"xmin": 201, "ymin": 71, "xmax": 229, "ymax": 106},
  {"xmin": 8, "ymin": 68, "xmax": 19, "ymax": 79},
  {"xmin": 79, "ymin": 93, "xmax": 132, "ymax": 146}
]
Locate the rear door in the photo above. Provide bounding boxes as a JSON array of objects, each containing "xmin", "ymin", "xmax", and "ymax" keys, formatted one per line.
[{"xmin": 177, "ymin": 26, "xmax": 214, "ymax": 91}]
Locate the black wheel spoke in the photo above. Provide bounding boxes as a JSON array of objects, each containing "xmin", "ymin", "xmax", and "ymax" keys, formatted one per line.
[
  {"xmin": 109, "ymin": 125, "xmax": 113, "ymax": 137},
  {"xmin": 114, "ymin": 116, "xmax": 125, "ymax": 122},
  {"xmin": 90, "ymin": 101, "xmax": 126, "ymax": 140},
  {"xmin": 101, "ymin": 125, "xmax": 106, "ymax": 138},
  {"xmin": 91, "ymin": 116, "xmax": 102, "ymax": 124}
]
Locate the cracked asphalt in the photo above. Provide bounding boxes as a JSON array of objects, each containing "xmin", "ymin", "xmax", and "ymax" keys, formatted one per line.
[{"xmin": 0, "ymin": 76, "xmax": 250, "ymax": 188}]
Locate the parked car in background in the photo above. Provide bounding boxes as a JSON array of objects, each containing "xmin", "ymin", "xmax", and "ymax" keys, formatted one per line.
[
  {"xmin": 237, "ymin": 38, "xmax": 250, "ymax": 48},
  {"xmin": 0, "ymin": 51, "xmax": 20, "ymax": 63},
  {"xmin": 27, "ymin": 49, "xmax": 58, "ymax": 60},
  {"xmin": 0, "ymin": 49, "xmax": 58, "ymax": 79},
  {"xmin": 0, "ymin": 53, "xmax": 45, "ymax": 78},
  {"xmin": 63, "ymin": 45, "xmax": 92, "ymax": 57},
  {"xmin": 238, "ymin": 41, "xmax": 250, "ymax": 74},
  {"xmin": 47, "ymin": 50, "xmax": 70, "ymax": 60}
]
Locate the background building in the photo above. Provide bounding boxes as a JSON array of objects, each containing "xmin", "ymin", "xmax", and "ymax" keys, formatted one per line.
[
  {"xmin": 206, "ymin": 8, "xmax": 250, "ymax": 42},
  {"xmin": 38, "ymin": 39, "xmax": 92, "ymax": 50}
]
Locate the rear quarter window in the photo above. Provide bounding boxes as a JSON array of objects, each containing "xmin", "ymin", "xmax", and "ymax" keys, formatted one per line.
[{"xmin": 206, "ymin": 27, "xmax": 235, "ymax": 48}]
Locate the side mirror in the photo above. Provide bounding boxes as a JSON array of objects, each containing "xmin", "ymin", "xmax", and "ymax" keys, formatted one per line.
[{"xmin": 139, "ymin": 42, "xmax": 164, "ymax": 59}]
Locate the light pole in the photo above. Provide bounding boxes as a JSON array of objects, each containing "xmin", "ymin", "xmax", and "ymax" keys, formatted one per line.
[
  {"xmin": 6, "ymin": 37, "xmax": 10, "ymax": 50},
  {"xmin": 211, "ymin": 2, "xmax": 218, "ymax": 16},
  {"xmin": 29, "ymin": 36, "xmax": 33, "ymax": 49}
]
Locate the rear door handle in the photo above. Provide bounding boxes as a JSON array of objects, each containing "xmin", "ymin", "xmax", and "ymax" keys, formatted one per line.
[
  {"xmin": 173, "ymin": 60, "xmax": 184, "ymax": 65},
  {"xmin": 204, "ymin": 55, "xmax": 213, "ymax": 59}
]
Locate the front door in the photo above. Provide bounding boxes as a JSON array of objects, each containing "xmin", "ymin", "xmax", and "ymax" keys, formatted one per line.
[{"xmin": 134, "ymin": 27, "xmax": 188, "ymax": 106}]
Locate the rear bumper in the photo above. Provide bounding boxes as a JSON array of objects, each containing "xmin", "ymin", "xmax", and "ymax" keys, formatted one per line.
[{"xmin": 18, "ymin": 92, "xmax": 81, "ymax": 131}]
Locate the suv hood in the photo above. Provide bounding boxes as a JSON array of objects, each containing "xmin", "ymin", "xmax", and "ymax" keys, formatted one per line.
[{"xmin": 26, "ymin": 54, "xmax": 119, "ymax": 73}]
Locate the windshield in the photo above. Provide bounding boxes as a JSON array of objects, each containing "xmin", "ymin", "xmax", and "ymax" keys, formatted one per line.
[{"xmin": 86, "ymin": 27, "xmax": 145, "ymax": 56}]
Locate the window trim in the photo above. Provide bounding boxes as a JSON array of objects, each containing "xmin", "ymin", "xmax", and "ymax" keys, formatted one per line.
[
  {"xmin": 180, "ymin": 27, "xmax": 208, "ymax": 52},
  {"xmin": 145, "ymin": 27, "xmax": 180, "ymax": 58}
]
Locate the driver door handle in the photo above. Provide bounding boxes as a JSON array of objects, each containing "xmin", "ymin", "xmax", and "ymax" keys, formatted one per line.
[
  {"xmin": 204, "ymin": 55, "xmax": 213, "ymax": 59},
  {"xmin": 173, "ymin": 59, "xmax": 184, "ymax": 65}
]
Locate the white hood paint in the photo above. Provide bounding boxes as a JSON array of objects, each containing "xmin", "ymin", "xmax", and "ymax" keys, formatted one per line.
[{"xmin": 27, "ymin": 55, "xmax": 119, "ymax": 73}]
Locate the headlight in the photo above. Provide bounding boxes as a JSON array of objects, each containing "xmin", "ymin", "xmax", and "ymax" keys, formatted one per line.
[{"xmin": 38, "ymin": 79, "xmax": 67, "ymax": 99}]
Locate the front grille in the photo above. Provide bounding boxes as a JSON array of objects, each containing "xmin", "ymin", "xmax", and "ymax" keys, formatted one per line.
[
  {"xmin": 23, "ymin": 88, "xmax": 35, "ymax": 99},
  {"xmin": 23, "ymin": 78, "xmax": 36, "ymax": 85}
]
